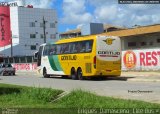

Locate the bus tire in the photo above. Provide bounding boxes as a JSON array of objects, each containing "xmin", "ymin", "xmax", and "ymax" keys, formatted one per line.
[
  {"xmin": 71, "ymin": 68, "xmax": 78, "ymax": 80},
  {"xmin": 77, "ymin": 68, "xmax": 84, "ymax": 80},
  {"xmin": 43, "ymin": 68, "xmax": 50, "ymax": 78}
]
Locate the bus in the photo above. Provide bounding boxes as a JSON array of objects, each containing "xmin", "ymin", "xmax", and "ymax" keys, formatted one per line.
[{"xmin": 34, "ymin": 35, "xmax": 121, "ymax": 80}]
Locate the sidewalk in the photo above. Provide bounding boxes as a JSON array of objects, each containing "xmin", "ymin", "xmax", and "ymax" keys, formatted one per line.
[{"xmin": 121, "ymin": 71, "xmax": 160, "ymax": 82}]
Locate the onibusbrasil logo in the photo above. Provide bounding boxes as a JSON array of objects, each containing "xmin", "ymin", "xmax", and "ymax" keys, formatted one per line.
[{"xmin": 123, "ymin": 51, "xmax": 137, "ymax": 69}]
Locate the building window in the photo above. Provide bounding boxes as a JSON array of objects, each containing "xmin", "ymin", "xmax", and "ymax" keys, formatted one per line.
[
  {"xmin": 157, "ymin": 39, "xmax": 160, "ymax": 43},
  {"xmin": 128, "ymin": 42, "xmax": 136, "ymax": 47},
  {"xmin": 30, "ymin": 45, "xmax": 36, "ymax": 50},
  {"xmin": 41, "ymin": 34, "xmax": 44, "ymax": 39},
  {"xmin": 29, "ymin": 22, "xmax": 35, "ymax": 27},
  {"xmin": 30, "ymin": 34, "xmax": 36, "ymax": 38},
  {"xmin": 149, "ymin": 42, "xmax": 153, "ymax": 46},
  {"xmin": 40, "ymin": 23, "xmax": 44, "ymax": 27},
  {"xmin": 140, "ymin": 42, "xmax": 147, "ymax": 46},
  {"xmin": 50, "ymin": 23, "xmax": 55, "ymax": 28},
  {"xmin": 51, "ymin": 34, "xmax": 56, "ymax": 39}
]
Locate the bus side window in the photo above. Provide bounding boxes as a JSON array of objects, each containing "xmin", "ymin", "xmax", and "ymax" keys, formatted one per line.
[
  {"xmin": 64, "ymin": 44, "xmax": 70, "ymax": 54},
  {"xmin": 76, "ymin": 42, "xmax": 81, "ymax": 53},
  {"xmin": 49, "ymin": 45, "xmax": 57, "ymax": 55},
  {"xmin": 43, "ymin": 45, "xmax": 49, "ymax": 56},
  {"xmin": 69, "ymin": 43, "xmax": 73, "ymax": 54},
  {"xmin": 60, "ymin": 44, "xmax": 65, "ymax": 54},
  {"xmin": 86, "ymin": 41, "xmax": 92, "ymax": 52},
  {"xmin": 80, "ymin": 41, "xmax": 86, "ymax": 53},
  {"xmin": 72, "ymin": 43, "xmax": 77, "ymax": 53},
  {"xmin": 56, "ymin": 45, "xmax": 61, "ymax": 55}
]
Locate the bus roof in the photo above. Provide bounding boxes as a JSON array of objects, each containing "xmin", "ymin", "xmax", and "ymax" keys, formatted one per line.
[
  {"xmin": 56, "ymin": 34, "xmax": 98, "ymax": 44},
  {"xmin": 41, "ymin": 34, "xmax": 118, "ymax": 46}
]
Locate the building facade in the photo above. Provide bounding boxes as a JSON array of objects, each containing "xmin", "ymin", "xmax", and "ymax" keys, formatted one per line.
[
  {"xmin": 59, "ymin": 23, "xmax": 125, "ymax": 39},
  {"xmin": 0, "ymin": 4, "xmax": 58, "ymax": 57},
  {"xmin": 105, "ymin": 24, "xmax": 160, "ymax": 71}
]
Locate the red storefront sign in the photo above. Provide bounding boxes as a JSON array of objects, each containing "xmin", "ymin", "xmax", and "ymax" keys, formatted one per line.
[
  {"xmin": 0, "ymin": 6, "xmax": 11, "ymax": 47},
  {"xmin": 12, "ymin": 63, "xmax": 37, "ymax": 71},
  {"xmin": 140, "ymin": 51, "xmax": 160, "ymax": 66},
  {"xmin": 122, "ymin": 49, "xmax": 160, "ymax": 71}
]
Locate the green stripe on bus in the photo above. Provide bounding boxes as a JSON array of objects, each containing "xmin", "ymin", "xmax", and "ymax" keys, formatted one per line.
[
  {"xmin": 53, "ymin": 56, "xmax": 63, "ymax": 71},
  {"xmin": 48, "ymin": 55, "xmax": 62, "ymax": 71}
]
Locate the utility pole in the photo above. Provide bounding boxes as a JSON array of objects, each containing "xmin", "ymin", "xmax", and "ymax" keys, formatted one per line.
[
  {"xmin": 43, "ymin": 16, "xmax": 47, "ymax": 43},
  {"xmin": 11, "ymin": 31, "xmax": 13, "ymax": 57},
  {"xmin": 11, "ymin": 39, "xmax": 13, "ymax": 57}
]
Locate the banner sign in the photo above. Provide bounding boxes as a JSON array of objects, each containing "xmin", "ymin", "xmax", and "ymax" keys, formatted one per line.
[
  {"xmin": 12, "ymin": 63, "xmax": 37, "ymax": 71},
  {"xmin": 122, "ymin": 49, "xmax": 160, "ymax": 71},
  {"xmin": 0, "ymin": 7, "xmax": 11, "ymax": 47}
]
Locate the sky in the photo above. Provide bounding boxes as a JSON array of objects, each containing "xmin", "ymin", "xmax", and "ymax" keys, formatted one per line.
[{"xmin": 1, "ymin": 0, "xmax": 160, "ymax": 33}]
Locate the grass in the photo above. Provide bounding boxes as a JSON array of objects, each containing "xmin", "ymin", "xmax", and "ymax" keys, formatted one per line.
[
  {"xmin": 0, "ymin": 83, "xmax": 63, "ymax": 108},
  {"xmin": 0, "ymin": 83, "xmax": 160, "ymax": 114},
  {"xmin": 55, "ymin": 90, "xmax": 160, "ymax": 108}
]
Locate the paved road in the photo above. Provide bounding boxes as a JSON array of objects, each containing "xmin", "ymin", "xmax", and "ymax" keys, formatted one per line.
[{"xmin": 0, "ymin": 73, "xmax": 160, "ymax": 104}]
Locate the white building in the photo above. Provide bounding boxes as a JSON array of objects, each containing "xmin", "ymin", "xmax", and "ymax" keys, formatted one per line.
[{"xmin": 0, "ymin": 1, "xmax": 58, "ymax": 57}]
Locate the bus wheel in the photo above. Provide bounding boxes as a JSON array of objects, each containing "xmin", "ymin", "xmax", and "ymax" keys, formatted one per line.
[
  {"xmin": 71, "ymin": 68, "xmax": 77, "ymax": 80},
  {"xmin": 43, "ymin": 68, "xmax": 50, "ymax": 78},
  {"xmin": 77, "ymin": 68, "xmax": 84, "ymax": 80}
]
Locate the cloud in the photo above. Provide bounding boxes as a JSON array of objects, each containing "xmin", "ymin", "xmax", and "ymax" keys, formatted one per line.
[
  {"xmin": 25, "ymin": 0, "xmax": 54, "ymax": 8},
  {"xmin": 61, "ymin": 0, "xmax": 160, "ymax": 27},
  {"xmin": 2, "ymin": 0, "xmax": 160, "ymax": 29},
  {"xmin": 89, "ymin": 0, "xmax": 160, "ymax": 27},
  {"xmin": 76, "ymin": 24, "xmax": 84, "ymax": 29},
  {"xmin": 94, "ymin": 5, "xmax": 118, "ymax": 23},
  {"xmin": 61, "ymin": 0, "xmax": 93, "ymax": 24}
]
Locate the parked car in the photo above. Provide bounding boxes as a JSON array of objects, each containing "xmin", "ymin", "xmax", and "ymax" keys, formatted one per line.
[{"xmin": 0, "ymin": 63, "xmax": 16, "ymax": 76}]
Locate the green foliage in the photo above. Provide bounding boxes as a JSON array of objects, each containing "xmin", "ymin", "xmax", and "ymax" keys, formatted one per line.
[
  {"xmin": 55, "ymin": 90, "xmax": 160, "ymax": 108},
  {"xmin": 0, "ymin": 84, "xmax": 160, "ymax": 109},
  {"xmin": 0, "ymin": 83, "xmax": 63, "ymax": 108}
]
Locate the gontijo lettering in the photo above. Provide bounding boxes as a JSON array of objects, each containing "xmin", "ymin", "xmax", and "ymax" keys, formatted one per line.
[
  {"xmin": 98, "ymin": 51, "xmax": 120, "ymax": 55},
  {"xmin": 61, "ymin": 55, "xmax": 77, "ymax": 60}
]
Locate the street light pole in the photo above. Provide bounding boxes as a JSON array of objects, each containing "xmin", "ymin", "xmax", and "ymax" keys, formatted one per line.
[
  {"xmin": 11, "ymin": 38, "xmax": 13, "ymax": 57},
  {"xmin": 43, "ymin": 16, "xmax": 46, "ymax": 43},
  {"xmin": 11, "ymin": 31, "xmax": 13, "ymax": 57}
]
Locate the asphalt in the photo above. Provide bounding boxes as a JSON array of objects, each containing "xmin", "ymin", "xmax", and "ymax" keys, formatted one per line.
[
  {"xmin": 16, "ymin": 71, "xmax": 160, "ymax": 82},
  {"xmin": 1, "ymin": 72, "xmax": 160, "ymax": 103}
]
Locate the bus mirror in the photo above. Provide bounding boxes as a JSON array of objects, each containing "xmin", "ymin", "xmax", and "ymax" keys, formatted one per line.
[{"xmin": 34, "ymin": 51, "xmax": 38, "ymax": 59}]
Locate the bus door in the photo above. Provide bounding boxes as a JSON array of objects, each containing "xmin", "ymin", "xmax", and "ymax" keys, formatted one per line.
[{"xmin": 37, "ymin": 46, "xmax": 44, "ymax": 66}]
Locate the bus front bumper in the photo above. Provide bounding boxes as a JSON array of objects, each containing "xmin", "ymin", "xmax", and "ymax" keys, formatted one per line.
[{"xmin": 95, "ymin": 70, "xmax": 121, "ymax": 77}]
